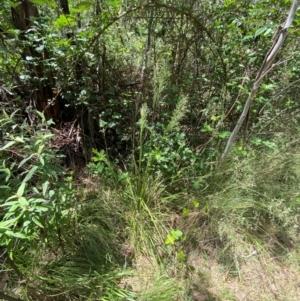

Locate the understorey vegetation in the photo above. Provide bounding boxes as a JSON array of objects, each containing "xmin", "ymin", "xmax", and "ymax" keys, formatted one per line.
[{"xmin": 1, "ymin": 0, "xmax": 300, "ymax": 300}]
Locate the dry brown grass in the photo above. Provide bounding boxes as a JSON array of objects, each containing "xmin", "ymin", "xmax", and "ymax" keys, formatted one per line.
[{"xmin": 187, "ymin": 244, "xmax": 300, "ymax": 301}]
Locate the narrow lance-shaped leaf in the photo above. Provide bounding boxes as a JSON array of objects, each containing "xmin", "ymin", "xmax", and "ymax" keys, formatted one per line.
[
  {"xmin": 18, "ymin": 154, "xmax": 34, "ymax": 169},
  {"xmin": 42, "ymin": 181, "xmax": 49, "ymax": 197},
  {"xmin": 17, "ymin": 183, "xmax": 26, "ymax": 198},
  {"xmin": 32, "ymin": 217, "xmax": 44, "ymax": 228},
  {"xmin": 22, "ymin": 166, "xmax": 38, "ymax": 183},
  {"xmin": 14, "ymin": 136, "xmax": 24, "ymax": 143},
  {"xmin": 0, "ymin": 141, "xmax": 16, "ymax": 150},
  {"xmin": 5, "ymin": 230, "xmax": 28, "ymax": 239}
]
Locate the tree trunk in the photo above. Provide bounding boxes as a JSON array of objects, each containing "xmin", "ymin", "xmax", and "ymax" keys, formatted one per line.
[{"xmin": 11, "ymin": 0, "xmax": 62, "ymax": 122}]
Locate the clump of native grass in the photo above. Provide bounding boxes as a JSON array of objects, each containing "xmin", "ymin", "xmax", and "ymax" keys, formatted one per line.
[
  {"xmin": 183, "ymin": 132, "xmax": 300, "ymax": 265},
  {"xmin": 125, "ymin": 97, "xmax": 189, "ymax": 254},
  {"xmin": 114, "ymin": 64, "xmax": 193, "ymax": 299},
  {"xmin": 123, "ymin": 60, "xmax": 190, "ymax": 257}
]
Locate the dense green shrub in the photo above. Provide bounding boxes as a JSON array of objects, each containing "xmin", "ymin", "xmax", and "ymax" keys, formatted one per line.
[{"xmin": 0, "ymin": 110, "xmax": 74, "ymax": 256}]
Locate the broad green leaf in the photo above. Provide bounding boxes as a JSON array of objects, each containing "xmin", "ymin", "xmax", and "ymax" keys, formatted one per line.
[
  {"xmin": 251, "ymin": 136, "xmax": 262, "ymax": 145},
  {"xmin": 40, "ymin": 133, "xmax": 54, "ymax": 139},
  {"xmin": 35, "ymin": 45, "xmax": 45, "ymax": 52},
  {"xmin": 35, "ymin": 110, "xmax": 45, "ymax": 122},
  {"xmin": 19, "ymin": 197, "xmax": 29, "ymax": 207},
  {"xmin": 42, "ymin": 181, "xmax": 49, "ymax": 197},
  {"xmin": 37, "ymin": 145, "xmax": 44, "ymax": 155},
  {"xmin": 8, "ymin": 204, "xmax": 19, "ymax": 212},
  {"xmin": 49, "ymin": 190, "xmax": 55, "ymax": 199},
  {"xmin": 22, "ymin": 166, "xmax": 38, "ymax": 183},
  {"xmin": 201, "ymin": 123, "xmax": 214, "ymax": 133},
  {"xmin": 18, "ymin": 154, "xmax": 34, "ymax": 169},
  {"xmin": 99, "ymin": 120, "xmax": 108, "ymax": 127},
  {"xmin": 23, "ymin": 220, "xmax": 30, "ymax": 227},
  {"xmin": 55, "ymin": 15, "xmax": 75, "ymax": 28},
  {"xmin": 238, "ymin": 84, "xmax": 249, "ymax": 92},
  {"xmin": 61, "ymin": 209, "xmax": 70, "ymax": 216},
  {"xmin": 217, "ymin": 131, "xmax": 231, "ymax": 139},
  {"xmin": 264, "ymin": 28, "xmax": 273, "ymax": 36},
  {"xmin": 46, "ymin": 119, "xmax": 55, "ymax": 126},
  {"xmin": 2, "ymin": 200, "xmax": 18, "ymax": 207},
  {"xmin": 0, "ymin": 218, "xmax": 18, "ymax": 228},
  {"xmin": 15, "ymin": 136, "xmax": 24, "ymax": 143},
  {"xmin": 0, "ymin": 185, "xmax": 10, "ymax": 189},
  {"xmin": 210, "ymin": 115, "xmax": 220, "ymax": 121},
  {"xmin": 39, "ymin": 156, "xmax": 45, "ymax": 166},
  {"xmin": 249, "ymin": 56, "xmax": 257, "ymax": 64},
  {"xmin": 17, "ymin": 183, "xmax": 26, "ymax": 197},
  {"xmin": 35, "ymin": 206, "xmax": 49, "ymax": 212},
  {"xmin": 5, "ymin": 230, "xmax": 27, "ymax": 239},
  {"xmin": 32, "ymin": 217, "xmax": 44, "ymax": 228},
  {"xmin": 262, "ymin": 141, "xmax": 277, "ymax": 149},
  {"xmin": 92, "ymin": 149, "xmax": 106, "ymax": 162},
  {"xmin": 171, "ymin": 229, "xmax": 183, "ymax": 240},
  {"xmin": 177, "ymin": 249, "xmax": 186, "ymax": 261},
  {"xmin": 153, "ymin": 150, "xmax": 162, "ymax": 161},
  {"xmin": 193, "ymin": 200, "xmax": 199, "ymax": 208},
  {"xmin": 182, "ymin": 208, "xmax": 190, "ymax": 216},
  {"xmin": 29, "ymin": 198, "xmax": 47, "ymax": 203},
  {"xmin": 0, "ymin": 141, "xmax": 16, "ymax": 151},
  {"xmin": 165, "ymin": 234, "xmax": 175, "ymax": 245},
  {"xmin": 32, "ymin": 187, "xmax": 39, "ymax": 194},
  {"xmin": 254, "ymin": 26, "xmax": 267, "ymax": 37}
]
